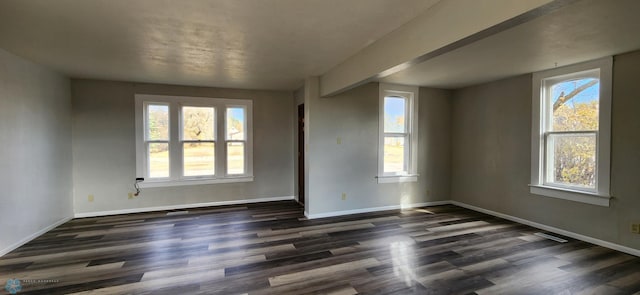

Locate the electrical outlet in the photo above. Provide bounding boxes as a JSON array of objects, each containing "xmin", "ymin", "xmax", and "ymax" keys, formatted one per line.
[
  {"xmin": 341, "ymin": 193, "xmax": 346, "ymax": 200},
  {"xmin": 128, "ymin": 192, "xmax": 134, "ymax": 199},
  {"xmin": 632, "ymin": 223, "xmax": 640, "ymax": 234},
  {"xmin": 337, "ymin": 137, "xmax": 342, "ymax": 144},
  {"xmin": 426, "ymin": 189, "xmax": 431, "ymax": 197},
  {"xmin": 88, "ymin": 195, "xmax": 94, "ymax": 202}
]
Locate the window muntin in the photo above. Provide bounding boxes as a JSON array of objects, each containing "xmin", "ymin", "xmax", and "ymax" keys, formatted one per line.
[
  {"xmin": 542, "ymin": 72, "xmax": 600, "ymax": 190},
  {"xmin": 531, "ymin": 57, "xmax": 612, "ymax": 206},
  {"xmin": 378, "ymin": 84, "xmax": 418, "ymax": 183},
  {"xmin": 135, "ymin": 95, "xmax": 253, "ymax": 186}
]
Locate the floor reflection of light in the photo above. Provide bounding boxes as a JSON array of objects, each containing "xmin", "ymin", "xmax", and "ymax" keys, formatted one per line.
[
  {"xmin": 414, "ymin": 208, "xmax": 435, "ymax": 214},
  {"xmin": 150, "ymin": 225, "xmax": 174, "ymax": 263},
  {"xmin": 389, "ymin": 239, "xmax": 417, "ymax": 287},
  {"xmin": 400, "ymin": 194, "xmax": 410, "ymax": 210}
]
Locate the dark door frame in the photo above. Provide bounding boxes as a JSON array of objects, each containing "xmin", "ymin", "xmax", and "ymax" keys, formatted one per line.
[{"xmin": 297, "ymin": 104, "xmax": 305, "ymax": 205}]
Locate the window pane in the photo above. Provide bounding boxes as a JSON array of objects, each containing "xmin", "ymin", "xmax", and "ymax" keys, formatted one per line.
[
  {"xmin": 182, "ymin": 106, "xmax": 215, "ymax": 140},
  {"xmin": 384, "ymin": 137, "xmax": 405, "ymax": 173},
  {"xmin": 227, "ymin": 107, "xmax": 246, "ymax": 140},
  {"xmin": 148, "ymin": 143, "xmax": 169, "ymax": 178},
  {"xmin": 550, "ymin": 78, "xmax": 599, "ymax": 132},
  {"xmin": 147, "ymin": 105, "xmax": 169, "ymax": 140},
  {"xmin": 547, "ymin": 133, "xmax": 596, "ymax": 188},
  {"xmin": 227, "ymin": 142, "xmax": 245, "ymax": 175},
  {"xmin": 183, "ymin": 142, "xmax": 215, "ymax": 176},
  {"xmin": 384, "ymin": 96, "xmax": 406, "ymax": 133}
]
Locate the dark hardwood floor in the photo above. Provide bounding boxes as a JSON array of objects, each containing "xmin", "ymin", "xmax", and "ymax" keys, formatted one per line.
[{"xmin": 1, "ymin": 201, "xmax": 639, "ymax": 294}]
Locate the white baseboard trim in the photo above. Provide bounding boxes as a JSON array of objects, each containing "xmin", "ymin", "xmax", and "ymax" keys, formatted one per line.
[
  {"xmin": 450, "ymin": 200, "xmax": 640, "ymax": 257},
  {"xmin": 304, "ymin": 200, "xmax": 450, "ymax": 219},
  {"xmin": 74, "ymin": 196, "xmax": 296, "ymax": 218},
  {"xmin": 0, "ymin": 216, "xmax": 72, "ymax": 257}
]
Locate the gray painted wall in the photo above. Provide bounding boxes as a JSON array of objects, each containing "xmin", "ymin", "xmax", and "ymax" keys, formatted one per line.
[
  {"xmin": 451, "ymin": 50, "xmax": 640, "ymax": 250},
  {"xmin": 71, "ymin": 80, "xmax": 294, "ymax": 214},
  {"xmin": 0, "ymin": 49, "xmax": 73, "ymax": 253},
  {"xmin": 306, "ymin": 82, "xmax": 451, "ymax": 215}
]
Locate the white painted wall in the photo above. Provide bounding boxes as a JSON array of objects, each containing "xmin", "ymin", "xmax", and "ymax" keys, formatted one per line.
[
  {"xmin": 71, "ymin": 80, "xmax": 294, "ymax": 215},
  {"xmin": 0, "ymin": 49, "xmax": 73, "ymax": 255},
  {"xmin": 451, "ymin": 50, "xmax": 640, "ymax": 251},
  {"xmin": 306, "ymin": 82, "xmax": 451, "ymax": 216}
]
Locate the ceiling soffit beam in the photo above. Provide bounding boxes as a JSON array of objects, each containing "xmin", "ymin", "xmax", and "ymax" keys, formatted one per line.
[{"xmin": 319, "ymin": 0, "xmax": 578, "ymax": 97}]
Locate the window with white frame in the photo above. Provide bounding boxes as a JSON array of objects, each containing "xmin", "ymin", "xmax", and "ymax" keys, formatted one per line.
[
  {"xmin": 181, "ymin": 106, "xmax": 216, "ymax": 177},
  {"xmin": 135, "ymin": 94, "xmax": 253, "ymax": 187},
  {"xmin": 530, "ymin": 57, "xmax": 612, "ymax": 206},
  {"xmin": 377, "ymin": 84, "xmax": 419, "ymax": 183},
  {"xmin": 225, "ymin": 107, "xmax": 248, "ymax": 175}
]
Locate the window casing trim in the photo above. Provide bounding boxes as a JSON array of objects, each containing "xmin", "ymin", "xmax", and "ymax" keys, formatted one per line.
[
  {"xmin": 530, "ymin": 57, "xmax": 612, "ymax": 206},
  {"xmin": 529, "ymin": 185, "xmax": 610, "ymax": 207},
  {"xmin": 135, "ymin": 94, "xmax": 253, "ymax": 186},
  {"xmin": 377, "ymin": 83, "xmax": 419, "ymax": 183}
]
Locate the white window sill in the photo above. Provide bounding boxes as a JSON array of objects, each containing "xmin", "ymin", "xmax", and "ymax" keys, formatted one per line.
[
  {"xmin": 529, "ymin": 184, "xmax": 611, "ymax": 207},
  {"xmin": 376, "ymin": 174, "xmax": 418, "ymax": 184},
  {"xmin": 139, "ymin": 176, "xmax": 254, "ymax": 188}
]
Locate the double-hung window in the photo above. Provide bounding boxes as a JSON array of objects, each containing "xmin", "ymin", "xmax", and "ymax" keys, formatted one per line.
[
  {"xmin": 145, "ymin": 103, "xmax": 171, "ymax": 178},
  {"xmin": 226, "ymin": 107, "xmax": 247, "ymax": 175},
  {"xmin": 530, "ymin": 57, "xmax": 612, "ymax": 206},
  {"xmin": 135, "ymin": 94, "xmax": 253, "ymax": 187},
  {"xmin": 181, "ymin": 106, "xmax": 216, "ymax": 177},
  {"xmin": 377, "ymin": 84, "xmax": 419, "ymax": 183}
]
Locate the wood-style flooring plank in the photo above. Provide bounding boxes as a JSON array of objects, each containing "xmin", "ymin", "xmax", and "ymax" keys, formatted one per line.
[{"xmin": 0, "ymin": 201, "xmax": 638, "ymax": 294}]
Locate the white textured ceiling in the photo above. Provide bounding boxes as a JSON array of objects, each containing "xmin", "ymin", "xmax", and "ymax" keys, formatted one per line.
[
  {"xmin": 0, "ymin": 0, "xmax": 439, "ymax": 90},
  {"xmin": 381, "ymin": 0, "xmax": 640, "ymax": 89}
]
